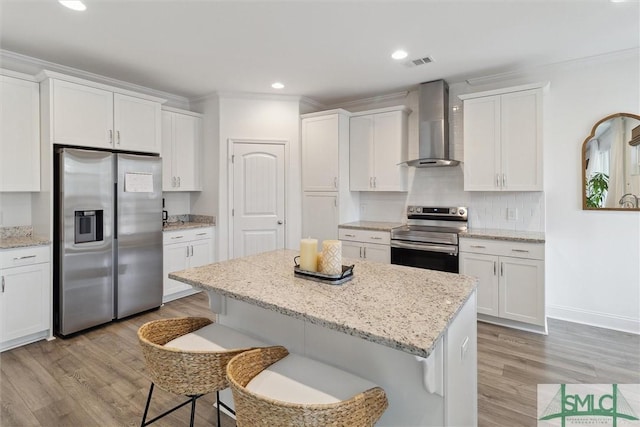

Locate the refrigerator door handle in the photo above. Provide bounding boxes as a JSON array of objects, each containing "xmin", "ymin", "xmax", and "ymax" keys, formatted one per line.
[{"xmin": 113, "ymin": 182, "xmax": 118, "ymax": 239}]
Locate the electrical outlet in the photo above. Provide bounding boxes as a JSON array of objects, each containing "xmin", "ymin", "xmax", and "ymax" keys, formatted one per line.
[{"xmin": 507, "ymin": 208, "xmax": 518, "ymax": 221}]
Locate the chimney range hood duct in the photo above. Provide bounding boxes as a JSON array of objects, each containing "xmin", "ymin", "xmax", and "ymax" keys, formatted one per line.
[{"xmin": 405, "ymin": 79, "xmax": 459, "ymax": 167}]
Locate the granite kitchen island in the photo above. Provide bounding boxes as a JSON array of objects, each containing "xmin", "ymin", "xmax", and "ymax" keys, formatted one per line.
[{"xmin": 170, "ymin": 249, "xmax": 478, "ymax": 426}]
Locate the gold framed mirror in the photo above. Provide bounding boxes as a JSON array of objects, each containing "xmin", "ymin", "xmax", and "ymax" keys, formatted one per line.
[{"xmin": 582, "ymin": 112, "xmax": 640, "ymax": 211}]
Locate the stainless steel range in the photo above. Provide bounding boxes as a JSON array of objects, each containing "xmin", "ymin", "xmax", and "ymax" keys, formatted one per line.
[{"xmin": 391, "ymin": 206, "xmax": 468, "ymax": 273}]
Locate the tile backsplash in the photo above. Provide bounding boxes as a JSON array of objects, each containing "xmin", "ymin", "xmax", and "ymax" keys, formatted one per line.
[{"xmin": 359, "ymin": 167, "xmax": 545, "ymax": 232}]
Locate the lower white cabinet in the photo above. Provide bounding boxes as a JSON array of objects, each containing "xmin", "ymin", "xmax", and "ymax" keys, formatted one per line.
[
  {"xmin": 163, "ymin": 227, "xmax": 214, "ymax": 302},
  {"xmin": 339, "ymin": 228, "xmax": 390, "ymax": 264},
  {"xmin": 459, "ymin": 237, "xmax": 545, "ymax": 331},
  {"xmin": 0, "ymin": 245, "xmax": 51, "ymax": 351},
  {"xmin": 303, "ymin": 192, "xmax": 339, "ymax": 245}
]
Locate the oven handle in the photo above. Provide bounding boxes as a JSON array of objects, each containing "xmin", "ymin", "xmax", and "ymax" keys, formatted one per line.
[{"xmin": 391, "ymin": 241, "xmax": 458, "ymax": 255}]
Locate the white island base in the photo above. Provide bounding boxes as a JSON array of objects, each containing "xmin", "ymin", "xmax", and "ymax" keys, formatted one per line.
[{"xmin": 208, "ymin": 290, "xmax": 477, "ymax": 427}]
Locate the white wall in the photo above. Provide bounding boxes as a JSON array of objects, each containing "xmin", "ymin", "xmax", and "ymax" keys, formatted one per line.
[
  {"xmin": 0, "ymin": 193, "xmax": 32, "ymax": 226},
  {"xmin": 359, "ymin": 50, "xmax": 640, "ymax": 333},
  {"xmin": 214, "ymin": 94, "xmax": 301, "ymax": 261},
  {"xmin": 190, "ymin": 94, "xmax": 220, "ymax": 218}
]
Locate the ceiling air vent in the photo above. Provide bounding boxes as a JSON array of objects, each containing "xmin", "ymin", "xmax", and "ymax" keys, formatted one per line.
[{"xmin": 407, "ymin": 56, "xmax": 434, "ymax": 67}]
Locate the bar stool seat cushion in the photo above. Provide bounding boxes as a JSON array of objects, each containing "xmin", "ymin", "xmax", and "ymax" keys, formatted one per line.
[
  {"xmin": 245, "ymin": 353, "xmax": 379, "ymax": 405},
  {"xmin": 165, "ymin": 323, "xmax": 267, "ymax": 352}
]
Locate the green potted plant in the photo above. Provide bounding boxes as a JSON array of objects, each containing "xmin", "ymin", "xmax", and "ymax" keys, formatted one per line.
[{"xmin": 586, "ymin": 172, "xmax": 609, "ymax": 208}]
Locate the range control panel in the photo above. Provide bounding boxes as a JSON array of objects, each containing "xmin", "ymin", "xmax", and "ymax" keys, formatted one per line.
[{"xmin": 407, "ymin": 206, "xmax": 467, "ymax": 220}]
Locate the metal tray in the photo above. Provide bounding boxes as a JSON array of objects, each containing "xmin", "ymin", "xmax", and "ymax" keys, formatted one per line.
[{"xmin": 293, "ymin": 256, "xmax": 354, "ymax": 285}]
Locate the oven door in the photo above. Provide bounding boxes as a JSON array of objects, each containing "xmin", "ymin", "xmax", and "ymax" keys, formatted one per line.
[{"xmin": 390, "ymin": 241, "xmax": 459, "ymax": 273}]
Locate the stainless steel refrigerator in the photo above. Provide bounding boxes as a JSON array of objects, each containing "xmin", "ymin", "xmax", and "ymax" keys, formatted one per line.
[{"xmin": 55, "ymin": 148, "xmax": 162, "ymax": 336}]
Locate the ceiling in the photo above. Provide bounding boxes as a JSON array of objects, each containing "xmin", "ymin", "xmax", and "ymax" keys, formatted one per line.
[{"xmin": 1, "ymin": 0, "xmax": 638, "ymax": 105}]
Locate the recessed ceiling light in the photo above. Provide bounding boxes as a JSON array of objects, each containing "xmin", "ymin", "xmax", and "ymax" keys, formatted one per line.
[
  {"xmin": 391, "ymin": 50, "xmax": 408, "ymax": 60},
  {"xmin": 59, "ymin": 1, "xmax": 86, "ymax": 11},
  {"xmin": 271, "ymin": 82, "xmax": 284, "ymax": 89}
]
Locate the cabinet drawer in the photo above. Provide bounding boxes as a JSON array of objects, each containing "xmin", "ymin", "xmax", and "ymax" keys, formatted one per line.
[
  {"xmin": 339, "ymin": 228, "xmax": 390, "ymax": 245},
  {"xmin": 163, "ymin": 227, "xmax": 213, "ymax": 244},
  {"xmin": 460, "ymin": 238, "xmax": 544, "ymax": 260},
  {"xmin": 0, "ymin": 246, "xmax": 50, "ymax": 268}
]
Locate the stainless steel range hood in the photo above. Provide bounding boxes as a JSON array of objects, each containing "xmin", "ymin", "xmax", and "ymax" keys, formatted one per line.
[{"xmin": 405, "ymin": 79, "xmax": 459, "ymax": 167}]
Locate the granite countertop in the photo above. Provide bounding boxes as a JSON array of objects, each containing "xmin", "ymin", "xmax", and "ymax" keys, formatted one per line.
[
  {"xmin": 339, "ymin": 221, "xmax": 405, "ymax": 232},
  {"xmin": 460, "ymin": 228, "xmax": 545, "ymax": 243},
  {"xmin": 170, "ymin": 249, "xmax": 477, "ymax": 358},
  {"xmin": 0, "ymin": 226, "xmax": 51, "ymax": 249},
  {"xmin": 163, "ymin": 221, "xmax": 215, "ymax": 232}
]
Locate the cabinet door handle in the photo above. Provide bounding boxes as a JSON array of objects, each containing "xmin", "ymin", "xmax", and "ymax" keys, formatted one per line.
[
  {"xmin": 171, "ymin": 235, "xmax": 184, "ymax": 239},
  {"xmin": 109, "ymin": 129, "xmax": 113, "ymax": 144},
  {"xmin": 369, "ymin": 177, "xmax": 373, "ymax": 188},
  {"xmin": 344, "ymin": 233, "xmax": 356, "ymax": 237},
  {"xmin": 13, "ymin": 255, "xmax": 36, "ymax": 260},
  {"xmin": 359, "ymin": 246, "xmax": 363, "ymax": 258},
  {"xmin": 116, "ymin": 130, "xmax": 121, "ymax": 145},
  {"xmin": 496, "ymin": 173, "xmax": 500, "ymax": 188},
  {"xmin": 177, "ymin": 177, "xmax": 181, "ymax": 187},
  {"xmin": 511, "ymin": 249, "xmax": 529, "ymax": 253},
  {"xmin": 186, "ymin": 247, "xmax": 190, "ymax": 257},
  {"xmin": 334, "ymin": 177, "xmax": 338, "ymax": 188},
  {"xmin": 1, "ymin": 276, "xmax": 4, "ymax": 293},
  {"xmin": 502, "ymin": 173, "xmax": 506, "ymax": 188},
  {"xmin": 373, "ymin": 177, "xmax": 377, "ymax": 188},
  {"xmin": 196, "ymin": 232, "xmax": 207, "ymax": 236},
  {"xmin": 334, "ymin": 197, "xmax": 337, "ymax": 208},
  {"xmin": 470, "ymin": 245, "xmax": 485, "ymax": 249},
  {"xmin": 190, "ymin": 246, "xmax": 194, "ymax": 257},
  {"xmin": 493, "ymin": 261, "xmax": 497, "ymax": 275},
  {"xmin": 363, "ymin": 246, "xmax": 367, "ymax": 258},
  {"xmin": 500, "ymin": 262, "xmax": 504, "ymax": 276},
  {"xmin": 172, "ymin": 177, "xmax": 176, "ymax": 187},
  {"xmin": 370, "ymin": 236, "xmax": 382, "ymax": 240}
]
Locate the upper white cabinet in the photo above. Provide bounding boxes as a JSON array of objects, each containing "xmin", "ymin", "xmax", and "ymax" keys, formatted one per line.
[
  {"xmin": 350, "ymin": 106, "xmax": 410, "ymax": 192},
  {"xmin": 41, "ymin": 72, "xmax": 163, "ymax": 154},
  {"xmin": 161, "ymin": 108, "xmax": 203, "ymax": 191},
  {"xmin": 0, "ymin": 73, "xmax": 40, "ymax": 191},
  {"xmin": 460, "ymin": 84, "xmax": 545, "ymax": 191}
]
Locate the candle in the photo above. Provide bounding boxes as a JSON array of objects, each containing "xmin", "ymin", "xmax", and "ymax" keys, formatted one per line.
[
  {"xmin": 299, "ymin": 238, "xmax": 318, "ymax": 272},
  {"xmin": 317, "ymin": 252, "xmax": 324, "ymax": 273},
  {"xmin": 321, "ymin": 240, "xmax": 342, "ymax": 275}
]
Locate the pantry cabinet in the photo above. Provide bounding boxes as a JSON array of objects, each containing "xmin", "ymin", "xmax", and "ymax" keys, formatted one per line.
[
  {"xmin": 301, "ymin": 110, "xmax": 358, "ymax": 244},
  {"xmin": 161, "ymin": 108, "xmax": 203, "ymax": 191},
  {"xmin": 41, "ymin": 72, "xmax": 163, "ymax": 154},
  {"xmin": 0, "ymin": 245, "xmax": 51, "ymax": 352},
  {"xmin": 350, "ymin": 106, "xmax": 410, "ymax": 192},
  {"xmin": 163, "ymin": 227, "xmax": 214, "ymax": 302},
  {"xmin": 459, "ymin": 237, "xmax": 545, "ymax": 331},
  {"xmin": 339, "ymin": 228, "xmax": 390, "ymax": 264},
  {"xmin": 0, "ymin": 73, "xmax": 40, "ymax": 191},
  {"xmin": 460, "ymin": 84, "xmax": 545, "ymax": 191}
]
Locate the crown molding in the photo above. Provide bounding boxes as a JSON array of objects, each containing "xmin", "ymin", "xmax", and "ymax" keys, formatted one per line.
[
  {"xmin": 215, "ymin": 91, "xmax": 302, "ymax": 103},
  {"xmin": 326, "ymin": 90, "xmax": 410, "ymax": 110},
  {"xmin": 0, "ymin": 49, "xmax": 191, "ymax": 107},
  {"xmin": 465, "ymin": 48, "xmax": 639, "ymax": 87}
]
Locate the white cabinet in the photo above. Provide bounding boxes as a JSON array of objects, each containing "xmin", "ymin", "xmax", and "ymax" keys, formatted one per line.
[
  {"xmin": 339, "ymin": 228, "xmax": 390, "ymax": 264},
  {"xmin": 461, "ymin": 84, "xmax": 544, "ymax": 191},
  {"xmin": 45, "ymin": 76, "xmax": 162, "ymax": 153},
  {"xmin": 0, "ymin": 74, "xmax": 40, "ymax": 191},
  {"xmin": 301, "ymin": 110, "xmax": 358, "ymax": 244},
  {"xmin": 163, "ymin": 227, "xmax": 214, "ymax": 302},
  {"xmin": 459, "ymin": 237, "xmax": 545, "ymax": 331},
  {"xmin": 161, "ymin": 108, "xmax": 203, "ymax": 191},
  {"xmin": 0, "ymin": 245, "xmax": 50, "ymax": 351},
  {"xmin": 350, "ymin": 106, "xmax": 410, "ymax": 192}
]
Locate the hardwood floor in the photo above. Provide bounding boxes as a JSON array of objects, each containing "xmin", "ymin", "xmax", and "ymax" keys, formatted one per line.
[{"xmin": 1, "ymin": 292, "xmax": 638, "ymax": 427}]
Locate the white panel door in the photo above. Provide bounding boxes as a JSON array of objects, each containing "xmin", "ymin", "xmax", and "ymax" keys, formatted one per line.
[
  {"xmin": 302, "ymin": 192, "xmax": 338, "ymax": 249},
  {"xmin": 373, "ymin": 111, "xmax": 404, "ymax": 191},
  {"xmin": 501, "ymin": 89, "xmax": 543, "ymax": 191},
  {"xmin": 363, "ymin": 243, "xmax": 390, "ymax": 264},
  {"xmin": 341, "ymin": 241, "xmax": 362, "ymax": 261},
  {"xmin": 52, "ymin": 79, "xmax": 114, "ymax": 149},
  {"xmin": 302, "ymin": 115, "xmax": 339, "ymax": 191},
  {"xmin": 232, "ymin": 143, "xmax": 285, "ymax": 258},
  {"xmin": 173, "ymin": 113, "xmax": 199, "ymax": 190},
  {"xmin": 349, "ymin": 115, "xmax": 374, "ymax": 191},
  {"xmin": 499, "ymin": 256, "xmax": 545, "ymax": 325},
  {"xmin": 163, "ymin": 242, "xmax": 190, "ymax": 296},
  {"xmin": 113, "ymin": 93, "xmax": 161, "ymax": 153},
  {"xmin": 463, "ymin": 95, "xmax": 501, "ymax": 191},
  {"xmin": 189, "ymin": 239, "xmax": 213, "ymax": 268},
  {"xmin": 0, "ymin": 76, "xmax": 40, "ymax": 191},
  {"xmin": 161, "ymin": 111, "xmax": 174, "ymax": 190},
  {"xmin": 459, "ymin": 252, "xmax": 499, "ymax": 316}
]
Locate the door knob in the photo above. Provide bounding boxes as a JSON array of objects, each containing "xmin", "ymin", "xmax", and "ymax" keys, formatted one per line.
[{"xmin": 277, "ymin": 220, "xmax": 283, "ymax": 225}]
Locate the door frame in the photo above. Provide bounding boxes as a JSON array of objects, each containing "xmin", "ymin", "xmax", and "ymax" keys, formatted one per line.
[{"xmin": 227, "ymin": 138, "xmax": 289, "ymax": 259}]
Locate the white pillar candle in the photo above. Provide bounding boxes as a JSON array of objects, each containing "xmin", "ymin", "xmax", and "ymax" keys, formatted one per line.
[
  {"xmin": 299, "ymin": 238, "xmax": 318, "ymax": 272},
  {"xmin": 321, "ymin": 239, "xmax": 342, "ymax": 275}
]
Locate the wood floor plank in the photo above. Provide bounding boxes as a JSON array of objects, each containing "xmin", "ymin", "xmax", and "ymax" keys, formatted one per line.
[{"xmin": 1, "ymin": 291, "xmax": 638, "ymax": 427}]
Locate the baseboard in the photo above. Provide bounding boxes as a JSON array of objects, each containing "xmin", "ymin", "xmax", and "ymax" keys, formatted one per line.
[
  {"xmin": 478, "ymin": 314, "xmax": 548, "ymax": 335},
  {"xmin": 546, "ymin": 304, "xmax": 640, "ymax": 335}
]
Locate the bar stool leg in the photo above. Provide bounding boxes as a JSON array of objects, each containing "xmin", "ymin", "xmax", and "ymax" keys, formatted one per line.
[
  {"xmin": 216, "ymin": 391, "xmax": 221, "ymax": 426},
  {"xmin": 141, "ymin": 383, "xmax": 154, "ymax": 427},
  {"xmin": 189, "ymin": 396, "xmax": 197, "ymax": 427}
]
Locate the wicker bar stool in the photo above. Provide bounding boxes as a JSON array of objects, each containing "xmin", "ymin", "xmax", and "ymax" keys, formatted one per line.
[
  {"xmin": 137, "ymin": 317, "xmax": 267, "ymax": 427},
  {"xmin": 226, "ymin": 346, "xmax": 388, "ymax": 426}
]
